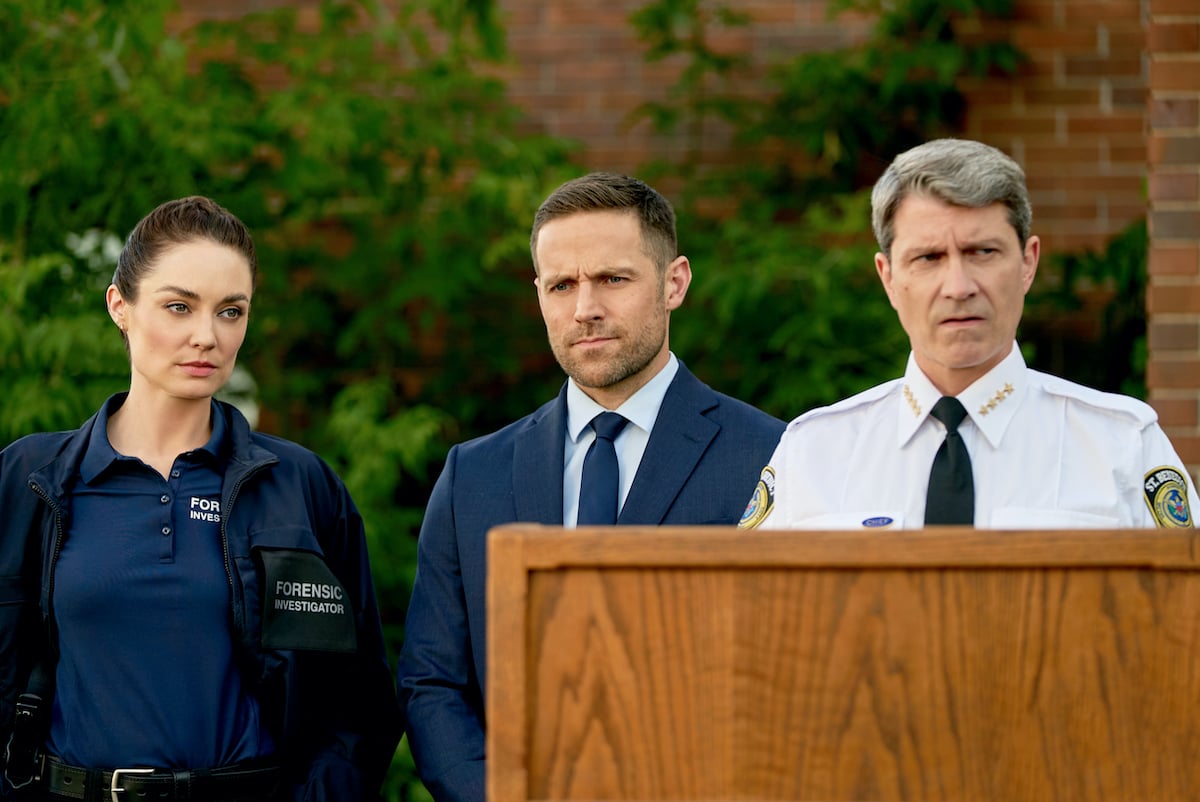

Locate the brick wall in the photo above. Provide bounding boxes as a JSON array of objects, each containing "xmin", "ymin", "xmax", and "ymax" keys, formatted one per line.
[
  {"xmin": 1147, "ymin": 0, "xmax": 1200, "ymax": 476},
  {"xmin": 177, "ymin": 0, "xmax": 1151, "ymax": 256},
  {"xmin": 499, "ymin": 0, "xmax": 1200, "ymax": 479},
  {"xmin": 499, "ymin": 0, "xmax": 1150, "ymax": 257},
  {"xmin": 498, "ymin": 1, "xmax": 870, "ymax": 172},
  {"xmin": 958, "ymin": 0, "xmax": 1149, "ymax": 256},
  {"xmin": 179, "ymin": 0, "xmax": 1200, "ymax": 475}
]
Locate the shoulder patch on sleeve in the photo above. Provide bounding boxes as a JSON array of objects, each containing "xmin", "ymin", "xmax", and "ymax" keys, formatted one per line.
[
  {"xmin": 1144, "ymin": 466, "xmax": 1193, "ymax": 528},
  {"xmin": 738, "ymin": 466, "xmax": 775, "ymax": 530}
]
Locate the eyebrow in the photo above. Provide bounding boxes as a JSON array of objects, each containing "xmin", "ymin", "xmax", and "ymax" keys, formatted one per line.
[
  {"xmin": 154, "ymin": 285, "xmax": 251, "ymax": 305},
  {"xmin": 899, "ymin": 237, "xmax": 1009, "ymax": 257},
  {"xmin": 961, "ymin": 237, "xmax": 1008, "ymax": 249},
  {"xmin": 542, "ymin": 265, "xmax": 635, "ymax": 282}
]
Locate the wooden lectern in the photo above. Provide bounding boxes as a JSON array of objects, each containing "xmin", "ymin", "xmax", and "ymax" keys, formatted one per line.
[{"xmin": 487, "ymin": 525, "xmax": 1200, "ymax": 801}]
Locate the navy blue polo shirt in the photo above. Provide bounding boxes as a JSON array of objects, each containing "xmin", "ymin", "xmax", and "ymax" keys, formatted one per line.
[{"xmin": 47, "ymin": 396, "xmax": 275, "ymax": 769}]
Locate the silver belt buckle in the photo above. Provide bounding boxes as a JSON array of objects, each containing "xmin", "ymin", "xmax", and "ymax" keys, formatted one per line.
[{"xmin": 110, "ymin": 767, "xmax": 154, "ymax": 802}]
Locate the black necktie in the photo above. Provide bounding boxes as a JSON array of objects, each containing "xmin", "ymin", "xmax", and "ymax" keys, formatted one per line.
[
  {"xmin": 577, "ymin": 412, "xmax": 629, "ymax": 525},
  {"xmin": 924, "ymin": 396, "xmax": 974, "ymax": 526}
]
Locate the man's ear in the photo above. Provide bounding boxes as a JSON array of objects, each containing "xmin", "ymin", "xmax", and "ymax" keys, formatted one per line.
[
  {"xmin": 875, "ymin": 252, "xmax": 899, "ymax": 310},
  {"xmin": 1021, "ymin": 235, "xmax": 1040, "ymax": 295},
  {"xmin": 663, "ymin": 255, "xmax": 692, "ymax": 311}
]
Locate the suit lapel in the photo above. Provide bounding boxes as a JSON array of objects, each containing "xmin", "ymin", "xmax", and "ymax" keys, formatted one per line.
[
  {"xmin": 619, "ymin": 364, "xmax": 719, "ymax": 524},
  {"xmin": 512, "ymin": 384, "xmax": 569, "ymax": 524}
]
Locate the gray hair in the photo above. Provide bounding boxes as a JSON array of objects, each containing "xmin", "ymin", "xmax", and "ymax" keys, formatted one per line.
[{"xmin": 871, "ymin": 139, "xmax": 1032, "ymax": 256}]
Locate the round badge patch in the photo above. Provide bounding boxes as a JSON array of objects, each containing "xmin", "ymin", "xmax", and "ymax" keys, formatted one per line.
[
  {"xmin": 738, "ymin": 466, "xmax": 775, "ymax": 530},
  {"xmin": 1144, "ymin": 466, "xmax": 1193, "ymax": 528}
]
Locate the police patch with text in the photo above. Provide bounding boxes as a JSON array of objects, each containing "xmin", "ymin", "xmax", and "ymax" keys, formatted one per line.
[
  {"xmin": 260, "ymin": 549, "xmax": 357, "ymax": 652},
  {"xmin": 738, "ymin": 466, "xmax": 775, "ymax": 530},
  {"xmin": 1143, "ymin": 466, "xmax": 1193, "ymax": 529}
]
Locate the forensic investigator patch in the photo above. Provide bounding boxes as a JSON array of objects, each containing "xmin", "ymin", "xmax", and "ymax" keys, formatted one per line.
[
  {"xmin": 260, "ymin": 548, "xmax": 357, "ymax": 652},
  {"xmin": 1143, "ymin": 466, "xmax": 1193, "ymax": 528},
  {"xmin": 738, "ymin": 466, "xmax": 775, "ymax": 530}
]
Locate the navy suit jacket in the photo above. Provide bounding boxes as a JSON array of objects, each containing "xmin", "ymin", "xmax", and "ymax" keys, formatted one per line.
[{"xmin": 397, "ymin": 362, "xmax": 784, "ymax": 802}]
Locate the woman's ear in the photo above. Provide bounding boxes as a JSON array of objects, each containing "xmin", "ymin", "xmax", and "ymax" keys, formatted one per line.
[{"xmin": 106, "ymin": 284, "xmax": 127, "ymax": 332}]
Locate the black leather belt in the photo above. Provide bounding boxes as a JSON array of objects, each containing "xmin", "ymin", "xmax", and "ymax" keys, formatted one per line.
[{"xmin": 40, "ymin": 755, "xmax": 281, "ymax": 802}]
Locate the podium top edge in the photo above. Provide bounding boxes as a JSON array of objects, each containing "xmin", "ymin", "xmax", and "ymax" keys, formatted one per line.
[{"xmin": 485, "ymin": 524, "xmax": 1200, "ymax": 569}]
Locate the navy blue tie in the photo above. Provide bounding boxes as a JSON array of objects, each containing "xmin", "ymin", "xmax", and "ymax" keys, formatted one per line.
[
  {"xmin": 924, "ymin": 396, "xmax": 975, "ymax": 526},
  {"xmin": 577, "ymin": 412, "xmax": 629, "ymax": 525}
]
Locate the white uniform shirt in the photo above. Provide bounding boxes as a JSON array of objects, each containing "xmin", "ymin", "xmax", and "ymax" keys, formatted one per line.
[{"xmin": 741, "ymin": 343, "xmax": 1197, "ymax": 530}]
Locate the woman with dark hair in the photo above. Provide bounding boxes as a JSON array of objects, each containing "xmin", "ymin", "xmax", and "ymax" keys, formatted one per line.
[{"xmin": 0, "ymin": 196, "xmax": 401, "ymax": 801}]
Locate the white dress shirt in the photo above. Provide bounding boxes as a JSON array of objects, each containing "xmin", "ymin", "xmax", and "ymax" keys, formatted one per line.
[
  {"xmin": 563, "ymin": 353, "xmax": 679, "ymax": 527},
  {"xmin": 742, "ymin": 343, "xmax": 1197, "ymax": 530}
]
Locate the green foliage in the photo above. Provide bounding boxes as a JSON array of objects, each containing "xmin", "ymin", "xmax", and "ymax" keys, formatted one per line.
[
  {"xmin": 0, "ymin": 3, "xmax": 575, "ymax": 796},
  {"xmin": 0, "ymin": 0, "xmax": 576, "ymax": 440},
  {"xmin": 628, "ymin": 0, "xmax": 753, "ymax": 165},
  {"xmin": 0, "ymin": 246, "xmax": 128, "ymax": 443},
  {"xmin": 752, "ymin": 0, "xmax": 1021, "ymax": 193},
  {"xmin": 630, "ymin": 0, "xmax": 1023, "ymax": 417},
  {"xmin": 1023, "ymin": 219, "xmax": 1149, "ymax": 397},
  {"xmin": 675, "ymin": 193, "xmax": 908, "ymax": 418},
  {"xmin": 0, "ymin": 0, "xmax": 1151, "ymax": 798},
  {"xmin": 631, "ymin": 0, "xmax": 1021, "ymax": 199},
  {"xmin": 632, "ymin": 0, "xmax": 1141, "ymax": 419},
  {"xmin": 324, "ymin": 379, "xmax": 449, "ymax": 620}
]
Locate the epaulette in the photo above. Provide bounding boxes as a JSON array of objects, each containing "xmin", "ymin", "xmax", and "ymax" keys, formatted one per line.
[
  {"xmin": 1034, "ymin": 370, "xmax": 1157, "ymax": 427},
  {"xmin": 784, "ymin": 379, "xmax": 904, "ymax": 432}
]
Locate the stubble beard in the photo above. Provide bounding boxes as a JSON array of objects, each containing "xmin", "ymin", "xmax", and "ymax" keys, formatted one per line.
[{"xmin": 552, "ymin": 310, "xmax": 667, "ymax": 393}]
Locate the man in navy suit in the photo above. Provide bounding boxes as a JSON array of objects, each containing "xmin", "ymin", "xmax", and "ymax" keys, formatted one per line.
[{"xmin": 397, "ymin": 172, "xmax": 785, "ymax": 802}]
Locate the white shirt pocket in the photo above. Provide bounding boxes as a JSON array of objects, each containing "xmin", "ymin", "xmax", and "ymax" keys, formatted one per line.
[
  {"xmin": 989, "ymin": 508, "xmax": 1119, "ymax": 529},
  {"xmin": 794, "ymin": 512, "xmax": 906, "ymax": 530}
]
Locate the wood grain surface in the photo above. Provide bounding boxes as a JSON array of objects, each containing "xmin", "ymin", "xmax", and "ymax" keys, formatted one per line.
[{"xmin": 487, "ymin": 526, "xmax": 1200, "ymax": 801}]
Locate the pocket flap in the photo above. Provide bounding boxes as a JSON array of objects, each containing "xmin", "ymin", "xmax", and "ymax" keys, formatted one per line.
[
  {"xmin": 988, "ymin": 508, "xmax": 1119, "ymax": 529},
  {"xmin": 258, "ymin": 550, "xmax": 357, "ymax": 653}
]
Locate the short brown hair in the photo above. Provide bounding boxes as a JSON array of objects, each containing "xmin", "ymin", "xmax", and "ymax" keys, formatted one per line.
[{"xmin": 530, "ymin": 172, "xmax": 677, "ymax": 274}]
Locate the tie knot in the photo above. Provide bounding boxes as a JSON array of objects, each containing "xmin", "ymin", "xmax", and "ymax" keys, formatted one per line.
[
  {"xmin": 590, "ymin": 411, "xmax": 629, "ymax": 442},
  {"xmin": 931, "ymin": 396, "xmax": 967, "ymax": 432}
]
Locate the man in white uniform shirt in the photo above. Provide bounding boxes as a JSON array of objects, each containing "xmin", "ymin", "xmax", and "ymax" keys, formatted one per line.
[{"xmin": 740, "ymin": 138, "xmax": 1197, "ymax": 530}]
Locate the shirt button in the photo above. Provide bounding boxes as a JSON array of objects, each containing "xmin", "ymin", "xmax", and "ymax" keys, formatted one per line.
[
  {"xmin": 161, "ymin": 526, "xmax": 171, "ymax": 536},
  {"xmin": 171, "ymin": 470, "xmax": 181, "ymax": 478},
  {"xmin": 160, "ymin": 495, "xmax": 170, "ymax": 504}
]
